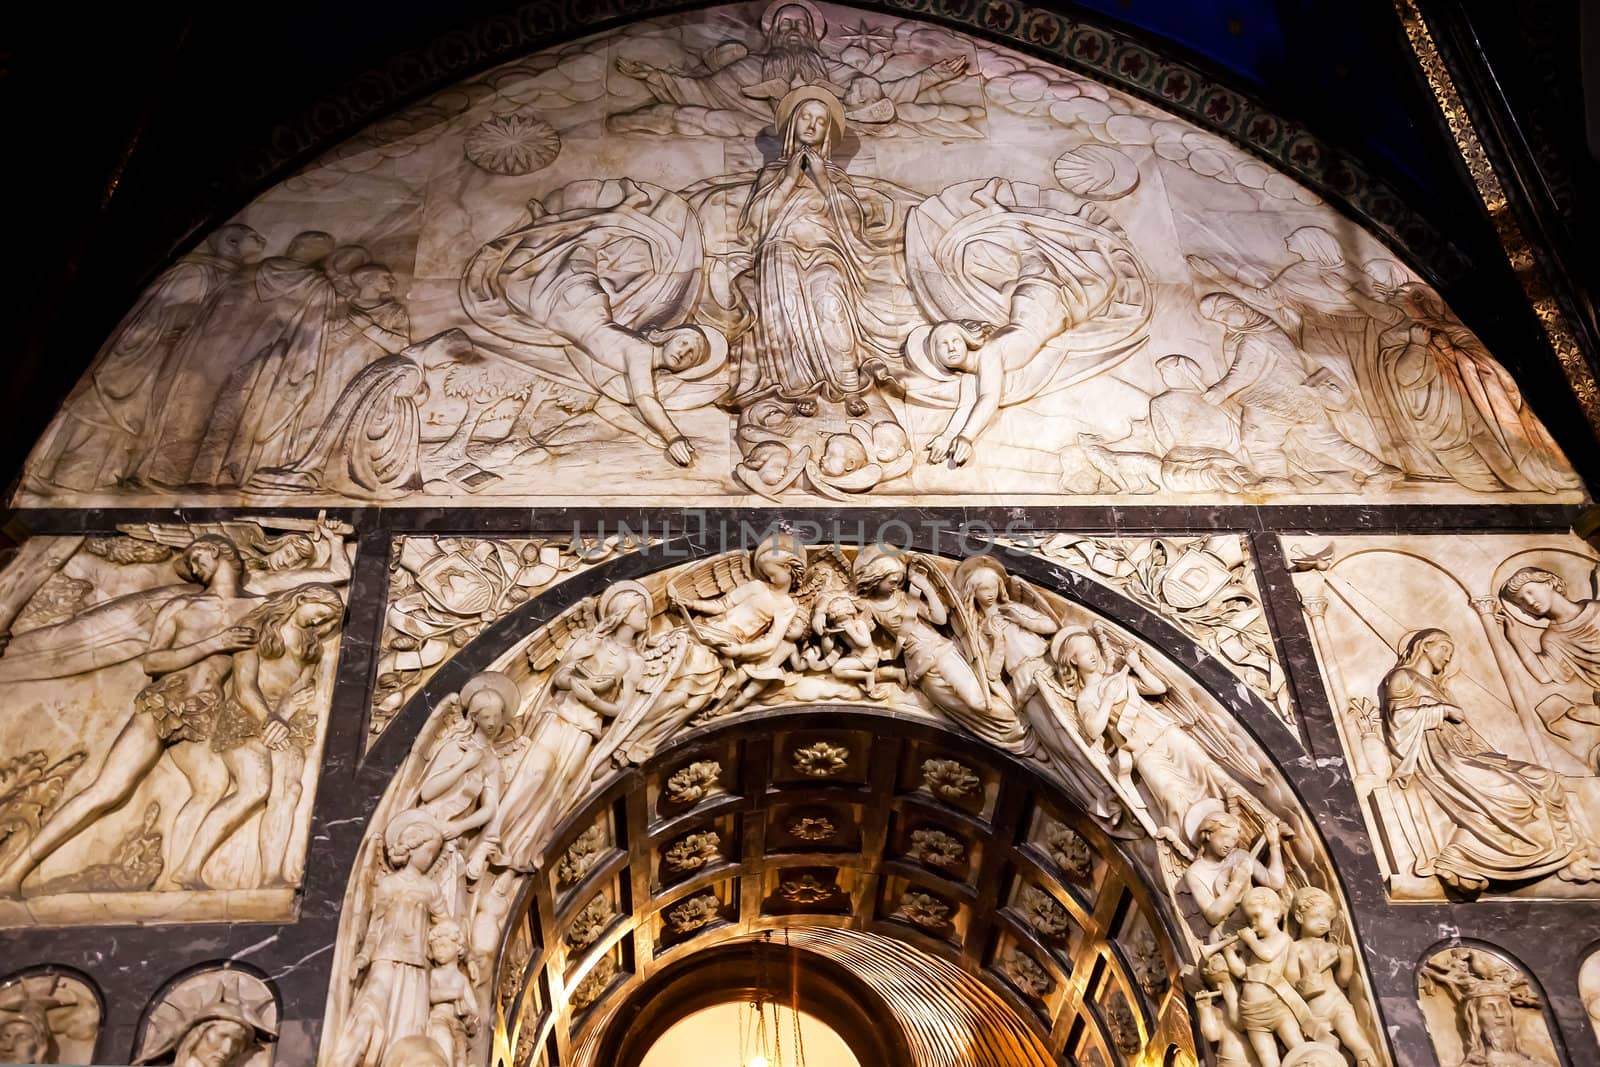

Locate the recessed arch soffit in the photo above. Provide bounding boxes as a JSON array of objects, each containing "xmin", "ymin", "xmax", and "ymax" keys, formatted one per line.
[
  {"xmin": 324, "ymin": 538, "xmax": 1385, "ymax": 1067},
  {"xmin": 17, "ymin": 1, "xmax": 1587, "ymax": 511}
]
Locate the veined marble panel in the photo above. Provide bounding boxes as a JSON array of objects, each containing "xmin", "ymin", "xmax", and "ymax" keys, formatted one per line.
[
  {"xmin": 13, "ymin": 2, "xmax": 1580, "ymax": 508},
  {"xmin": 0, "ymin": 520, "xmax": 354, "ymax": 925},
  {"xmin": 1286, "ymin": 532, "xmax": 1600, "ymax": 901}
]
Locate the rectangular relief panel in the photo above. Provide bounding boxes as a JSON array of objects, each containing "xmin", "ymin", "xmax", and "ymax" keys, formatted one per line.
[
  {"xmin": 1285, "ymin": 532, "xmax": 1600, "ymax": 901},
  {"xmin": 0, "ymin": 519, "xmax": 355, "ymax": 925}
]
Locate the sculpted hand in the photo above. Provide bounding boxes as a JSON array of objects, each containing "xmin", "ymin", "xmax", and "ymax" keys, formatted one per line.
[
  {"xmin": 934, "ymin": 55, "xmax": 971, "ymax": 76},
  {"xmin": 665, "ymin": 437, "xmax": 695, "ymax": 467},
  {"xmin": 263, "ymin": 718, "xmax": 291, "ymax": 750},
  {"xmin": 354, "ymin": 953, "xmax": 371, "ymax": 974},
  {"xmin": 949, "ymin": 436, "xmax": 974, "ymax": 466},
  {"xmin": 217, "ymin": 625, "xmax": 259, "ymax": 652},
  {"xmin": 615, "ymin": 57, "xmax": 654, "ymax": 79},
  {"xmin": 927, "ymin": 435, "xmax": 954, "ymax": 462}
]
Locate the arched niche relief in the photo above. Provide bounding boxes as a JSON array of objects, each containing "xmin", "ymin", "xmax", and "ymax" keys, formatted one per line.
[
  {"xmin": 0, "ymin": 966, "xmax": 101, "ymax": 1065},
  {"xmin": 12, "ymin": 1, "xmax": 1581, "ymax": 513},
  {"xmin": 1416, "ymin": 945, "xmax": 1564, "ymax": 1067},
  {"xmin": 134, "ymin": 965, "xmax": 279, "ymax": 1067},
  {"xmin": 1581, "ymin": 946, "xmax": 1600, "ymax": 1052},
  {"xmin": 1288, "ymin": 533, "xmax": 1600, "ymax": 903},
  {"xmin": 322, "ymin": 538, "xmax": 1388, "ymax": 1067}
]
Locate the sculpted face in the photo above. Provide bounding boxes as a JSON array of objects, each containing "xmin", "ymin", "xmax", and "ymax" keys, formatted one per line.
[
  {"xmin": 772, "ymin": 8, "xmax": 813, "ymax": 44},
  {"xmin": 661, "ymin": 331, "xmax": 709, "ymax": 372},
  {"xmin": 187, "ymin": 544, "xmax": 223, "ymax": 583},
  {"xmin": 0, "ymin": 1019, "xmax": 46, "ymax": 1062},
  {"xmin": 792, "ymin": 99, "xmax": 831, "ymax": 149},
  {"xmin": 183, "ymin": 1019, "xmax": 250, "ymax": 1067},
  {"xmin": 930, "ymin": 322, "xmax": 971, "ymax": 370},
  {"xmin": 225, "ymin": 230, "xmax": 267, "ymax": 265},
  {"xmin": 1423, "ymin": 635, "xmax": 1455, "ymax": 671},
  {"xmin": 1508, "ymin": 581, "xmax": 1555, "ymax": 617},
  {"xmin": 615, "ymin": 591, "xmax": 651, "ymax": 632},
  {"xmin": 1296, "ymin": 898, "xmax": 1334, "ymax": 937},
  {"xmin": 469, "ymin": 691, "xmax": 507, "ymax": 736},
  {"xmin": 1202, "ymin": 817, "xmax": 1241, "ymax": 858},
  {"xmin": 1068, "ymin": 634, "xmax": 1102, "ymax": 674},
  {"xmin": 968, "ymin": 569, "xmax": 1001, "ymax": 609},
  {"xmin": 296, "ymin": 600, "xmax": 340, "ymax": 629}
]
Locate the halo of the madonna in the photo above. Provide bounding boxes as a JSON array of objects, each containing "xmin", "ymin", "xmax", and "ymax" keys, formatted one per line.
[{"xmin": 16, "ymin": 0, "xmax": 1579, "ymax": 508}]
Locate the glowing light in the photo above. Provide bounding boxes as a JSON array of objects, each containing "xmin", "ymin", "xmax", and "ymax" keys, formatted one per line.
[{"xmin": 748, "ymin": 1057, "xmax": 771, "ymax": 1067}]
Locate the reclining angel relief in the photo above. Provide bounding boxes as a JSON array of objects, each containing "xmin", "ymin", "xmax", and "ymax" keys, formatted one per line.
[
  {"xmin": 14, "ymin": 1, "xmax": 1580, "ymax": 507},
  {"xmin": 325, "ymin": 538, "xmax": 1389, "ymax": 1067},
  {"xmin": 0, "ymin": 519, "xmax": 352, "ymax": 925}
]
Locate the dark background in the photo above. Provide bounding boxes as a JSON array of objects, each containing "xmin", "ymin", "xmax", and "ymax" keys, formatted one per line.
[{"xmin": 2, "ymin": 0, "xmax": 1596, "ymax": 502}]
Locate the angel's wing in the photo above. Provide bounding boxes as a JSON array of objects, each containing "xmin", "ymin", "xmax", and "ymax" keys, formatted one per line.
[
  {"xmin": 523, "ymin": 598, "xmax": 599, "ymax": 674},
  {"xmin": 1160, "ymin": 682, "xmax": 1266, "ymax": 788},
  {"xmin": 909, "ymin": 556, "xmax": 986, "ymax": 691},
  {"xmin": 1009, "ymin": 575, "xmax": 1061, "ymax": 626},
  {"xmin": 666, "ymin": 553, "xmax": 753, "ymax": 603}
]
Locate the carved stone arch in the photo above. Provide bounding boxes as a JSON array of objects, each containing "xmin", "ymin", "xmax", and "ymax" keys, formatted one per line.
[{"xmin": 324, "ymin": 536, "xmax": 1394, "ymax": 1067}]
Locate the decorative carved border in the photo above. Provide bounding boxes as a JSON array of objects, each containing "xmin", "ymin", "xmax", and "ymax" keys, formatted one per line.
[{"xmin": 1394, "ymin": 0, "xmax": 1600, "ymax": 430}]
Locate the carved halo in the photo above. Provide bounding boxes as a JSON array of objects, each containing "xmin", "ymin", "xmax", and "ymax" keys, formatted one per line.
[
  {"xmin": 775, "ymin": 84, "xmax": 847, "ymax": 139},
  {"xmin": 665, "ymin": 322, "xmax": 729, "ymax": 383},
  {"xmin": 600, "ymin": 580, "xmax": 653, "ymax": 621},
  {"xmin": 903, "ymin": 324, "xmax": 959, "ymax": 385},
  {"xmin": 954, "ymin": 555, "xmax": 1010, "ymax": 599},
  {"xmin": 459, "ymin": 670, "xmax": 523, "ymax": 719},
  {"xmin": 1182, "ymin": 796, "xmax": 1229, "ymax": 848}
]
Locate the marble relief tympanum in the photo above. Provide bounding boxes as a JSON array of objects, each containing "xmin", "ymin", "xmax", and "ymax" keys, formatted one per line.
[
  {"xmin": 324, "ymin": 538, "xmax": 1387, "ymax": 1067},
  {"xmin": 0, "ymin": 520, "xmax": 353, "ymax": 924},
  {"xmin": 1289, "ymin": 533, "xmax": 1600, "ymax": 901},
  {"xmin": 14, "ymin": 1, "xmax": 1579, "ymax": 508}
]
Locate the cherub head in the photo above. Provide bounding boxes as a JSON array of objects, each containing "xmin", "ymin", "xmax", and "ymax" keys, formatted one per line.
[
  {"xmin": 1290, "ymin": 886, "xmax": 1336, "ymax": 938},
  {"xmin": 1195, "ymin": 810, "xmax": 1245, "ymax": 860},
  {"xmin": 1240, "ymin": 886, "xmax": 1284, "ymax": 933},
  {"xmin": 427, "ymin": 919, "xmax": 466, "ymax": 966}
]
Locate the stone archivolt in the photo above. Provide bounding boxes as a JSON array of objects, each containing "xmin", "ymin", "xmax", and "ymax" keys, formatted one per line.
[{"xmin": 324, "ymin": 538, "xmax": 1387, "ymax": 1067}]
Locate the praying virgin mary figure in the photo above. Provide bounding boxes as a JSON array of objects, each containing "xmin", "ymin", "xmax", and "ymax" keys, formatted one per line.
[{"xmin": 730, "ymin": 84, "xmax": 905, "ymax": 417}]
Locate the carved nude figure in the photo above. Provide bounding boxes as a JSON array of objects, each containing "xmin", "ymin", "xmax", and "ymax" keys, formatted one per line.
[
  {"xmin": 0, "ymin": 537, "xmax": 263, "ymax": 897},
  {"xmin": 424, "ymin": 920, "xmax": 478, "ymax": 1067},
  {"xmin": 1378, "ymin": 628, "xmax": 1598, "ymax": 893},
  {"xmin": 1216, "ymin": 886, "xmax": 1322, "ymax": 1067},
  {"xmin": 171, "ymin": 583, "xmax": 345, "ymax": 888},
  {"xmin": 1287, "ymin": 887, "xmax": 1379, "ymax": 1067}
]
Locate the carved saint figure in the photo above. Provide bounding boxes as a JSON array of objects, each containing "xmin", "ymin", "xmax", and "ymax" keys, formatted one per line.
[
  {"xmin": 29, "ymin": 224, "xmax": 266, "ymax": 493},
  {"xmin": 493, "ymin": 587, "xmax": 648, "ymax": 870},
  {"xmin": 461, "ymin": 179, "xmax": 715, "ymax": 467},
  {"xmin": 1498, "ymin": 565, "xmax": 1600, "ymax": 767},
  {"xmin": 1058, "ymin": 627, "xmax": 1237, "ymax": 842},
  {"xmin": 0, "ymin": 974, "xmax": 96, "ymax": 1065},
  {"xmin": 0, "ymin": 537, "xmax": 264, "ymax": 896},
  {"xmin": 415, "ymin": 673, "xmax": 515, "ymax": 904},
  {"xmin": 1182, "ymin": 807, "xmax": 1287, "ymax": 932},
  {"xmin": 1422, "ymin": 950, "xmax": 1554, "ymax": 1067},
  {"xmin": 905, "ymin": 178, "xmax": 1151, "ymax": 464},
  {"xmin": 335, "ymin": 811, "xmax": 449, "ymax": 1067},
  {"xmin": 1378, "ymin": 629, "xmax": 1598, "ymax": 893},
  {"xmin": 732, "ymin": 86, "xmax": 900, "ymax": 415},
  {"xmin": 1199, "ymin": 293, "xmax": 1398, "ymax": 489},
  {"xmin": 851, "ymin": 546, "xmax": 1025, "ymax": 748},
  {"xmin": 671, "ymin": 537, "xmax": 805, "ymax": 712}
]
